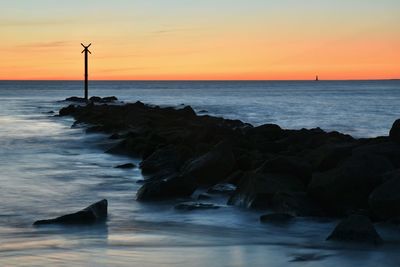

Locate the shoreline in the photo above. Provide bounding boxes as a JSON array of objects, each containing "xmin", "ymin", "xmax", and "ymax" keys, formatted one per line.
[{"xmin": 59, "ymin": 96, "xmax": 400, "ymax": 244}]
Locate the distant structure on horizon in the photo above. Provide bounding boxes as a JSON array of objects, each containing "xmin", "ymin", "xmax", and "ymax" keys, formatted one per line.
[{"xmin": 315, "ymin": 75, "xmax": 319, "ymax": 81}]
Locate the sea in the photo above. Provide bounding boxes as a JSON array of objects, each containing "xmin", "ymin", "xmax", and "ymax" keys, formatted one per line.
[{"xmin": 0, "ymin": 80, "xmax": 400, "ymax": 267}]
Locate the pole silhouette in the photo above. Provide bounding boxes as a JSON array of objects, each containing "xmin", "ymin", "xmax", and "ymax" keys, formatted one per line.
[{"xmin": 81, "ymin": 43, "xmax": 92, "ymax": 101}]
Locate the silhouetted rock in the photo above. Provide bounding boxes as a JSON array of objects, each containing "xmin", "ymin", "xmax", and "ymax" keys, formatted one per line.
[
  {"xmin": 327, "ymin": 215, "xmax": 382, "ymax": 245},
  {"xmin": 57, "ymin": 101, "xmax": 400, "ymax": 215},
  {"xmin": 180, "ymin": 141, "xmax": 235, "ymax": 186},
  {"xmin": 136, "ymin": 175, "xmax": 196, "ymax": 201},
  {"xmin": 369, "ymin": 174, "xmax": 400, "ymax": 220},
  {"xmin": 390, "ymin": 119, "xmax": 400, "ymax": 143},
  {"xmin": 33, "ymin": 199, "xmax": 108, "ymax": 226},
  {"xmin": 115, "ymin": 163, "xmax": 136, "ymax": 169},
  {"xmin": 207, "ymin": 183, "xmax": 236, "ymax": 194},
  {"xmin": 309, "ymin": 153, "xmax": 394, "ymax": 214},
  {"xmin": 65, "ymin": 96, "xmax": 86, "ymax": 102},
  {"xmin": 271, "ymin": 192, "xmax": 323, "ymax": 217},
  {"xmin": 174, "ymin": 202, "xmax": 221, "ymax": 211},
  {"xmin": 228, "ymin": 171, "xmax": 305, "ymax": 209},
  {"xmin": 59, "ymin": 104, "xmax": 77, "ymax": 116},
  {"xmin": 260, "ymin": 213, "xmax": 295, "ymax": 224}
]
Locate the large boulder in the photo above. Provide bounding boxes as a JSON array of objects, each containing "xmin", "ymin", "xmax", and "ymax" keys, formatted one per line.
[
  {"xmin": 257, "ymin": 156, "xmax": 312, "ymax": 183},
  {"xmin": 308, "ymin": 153, "xmax": 394, "ymax": 214},
  {"xmin": 305, "ymin": 142, "xmax": 355, "ymax": 172},
  {"xmin": 140, "ymin": 145, "xmax": 192, "ymax": 176},
  {"xmin": 180, "ymin": 141, "xmax": 235, "ymax": 186},
  {"xmin": 271, "ymin": 192, "xmax": 323, "ymax": 217},
  {"xmin": 33, "ymin": 199, "xmax": 108, "ymax": 225},
  {"xmin": 389, "ymin": 119, "xmax": 400, "ymax": 143},
  {"xmin": 327, "ymin": 215, "xmax": 383, "ymax": 245},
  {"xmin": 136, "ymin": 174, "xmax": 196, "ymax": 201},
  {"xmin": 59, "ymin": 104, "xmax": 77, "ymax": 116},
  {"xmin": 228, "ymin": 171, "xmax": 305, "ymax": 209},
  {"xmin": 369, "ymin": 174, "xmax": 400, "ymax": 220}
]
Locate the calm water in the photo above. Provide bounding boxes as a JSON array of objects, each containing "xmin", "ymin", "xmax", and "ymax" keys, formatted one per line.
[{"xmin": 0, "ymin": 80, "xmax": 400, "ymax": 266}]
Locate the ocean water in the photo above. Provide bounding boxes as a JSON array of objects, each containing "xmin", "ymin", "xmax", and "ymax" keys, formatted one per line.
[{"xmin": 0, "ymin": 80, "xmax": 400, "ymax": 266}]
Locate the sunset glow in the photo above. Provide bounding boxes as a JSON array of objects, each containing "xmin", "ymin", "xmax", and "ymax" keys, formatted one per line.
[{"xmin": 1, "ymin": 0, "xmax": 399, "ymax": 80}]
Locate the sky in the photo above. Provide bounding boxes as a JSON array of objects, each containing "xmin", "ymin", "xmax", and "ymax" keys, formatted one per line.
[{"xmin": 0, "ymin": 0, "xmax": 399, "ymax": 80}]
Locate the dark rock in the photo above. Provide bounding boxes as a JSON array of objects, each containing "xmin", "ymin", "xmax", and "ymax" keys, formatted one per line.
[
  {"xmin": 33, "ymin": 199, "xmax": 108, "ymax": 226},
  {"xmin": 271, "ymin": 192, "xmax": 323, "ymax": 217},
  {"xmin": 179, "ymin": 106, "xmax": 196, "ymax": 117},
  {"xmin": 306, "ymin": 142, "xmax": 355, "ymax": 172},
  {"xmin": 309, "ymin": 153, "xmax": 394, "ymax": 214},
  {"xmin": 174, "ymin": 202, "xmax": 221, "ymax": 211},
  {"xmin": 59, "ymin": 104, "xmax": 77, "ymax": 116},
  {"xmin": 257, "ymin": 156, "xmax": 312, "ymax": 184},
  {"xmin": 115, "ymin": 163, "xmax": 136, "ymax": 169},
  {"xmin": 140, "ymin": 145, "xmax": 192, "ymax": 177},
  {"xmin": 109, "ymin": 133, "xmax": 122, "ymax": 140},
  {"xmin": 65, "ymin": 96, "xmax": 86, "ymax": 102},
  {"xmin": 327, "ymin": 215, "xmax": 383, "ymax": 245},
  {"xmin": 207, "ymin": 183, "xmax": 236, "ymax": 194},
  {"xmin": 198, "ymin": 193, "xmax": 213, "ymax": 200},
  {"xmin": 228, "ymin": 172, "xmax": 305, "ymax": 209},
  {"xmin": 225, "ymin": 170, "xmax": 244, "ymax": 185},
  {"xmin": 389, "ymin": 119, "xmax": 400, "ymax": 143},
  {"xmin": 136, "ymin": 175, "xmax": 196, "ymax": 201},
  {"xmin": 260, "ymin": 213, "xmax": 295, "ymax": 224},
  {"xmin": 369, "ymin": 175, "xmax": 400, "ymax": 220},
  {"xmin": 89, "ymin": 96, "xmax": 102, "ymax": 102},
  {"xmin": 248, "ymin": 124, "xmax": 284, "ymax": 141},
  {"xmin": 180, "ymin": 141, "xmax": 235, "ymax": 186}
]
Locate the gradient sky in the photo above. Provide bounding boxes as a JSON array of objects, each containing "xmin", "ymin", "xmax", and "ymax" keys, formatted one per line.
[{"xmin": 1, "ymin": 0, "xmax": 399, "ymax": 80}]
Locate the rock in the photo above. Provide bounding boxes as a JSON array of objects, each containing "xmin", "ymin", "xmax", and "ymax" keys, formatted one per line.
[
  {"xmin": 33, "ymin": 199, "xmax": 108, "ymax": 226},
  {"xmin": 65, "ymin": 96, "xmax": 86, "ymax": 102},
  {"xmin": 199, "ymin": 110, "xmax": 208, "ymax": 114},
  {"xmin": 228, "ymin": 172, "xmax": 305, "ymax": 209},
  {"xmin": 389, "ymin": 119, "xmax": 400, "ymax": 143},
  {"xmin": 306, "ymin": 142, "xmax": 355, "ymax": 172},
  {"xmin": 109, "ymin": 133, "xmax": 122, "ymax": 140},
  {"xmin": 308, "ymin": 153, "xmax": 394, "ymax": 214},
  {"xmin": 271, "ymin": 192, "xmax": 323, "ymax": 217},
  {"xmin": 180, "ymin": 141, "xmax": 235, "ymax": 186},
  {"xmin": 327, "ymin": 215, "xmax": 383, "ymax": 245},
  {"xmin": 260, "ymin": 213, "xmax": 295, "ymax": 224},
  {"xmin": 198, "ymin": 193, "xmax": 213, "ymax": 200},
  {"xmin": 89, "ymin": 96, "xmax": 102, "ymax": 102},
  {"xmin": 115, "ymin": 163, "xmax": 136, "ymax": 169},
  {"xmin": 140, "ymin": 145, "xmax": 192, "ymax": 176},
  {"xmin": 136, "ymin": 175, "xmax": 196, "ymax": 201},
  {"xmin": 369, "ymin": 175, "xmax": 400, "ymax": 220},
  {"xmin": 207, "ymin": 183, "xmax": 236, "ymax": 194},
  {"xmin": 174, "ymin": 202, "xmax": 221, "ymax": 211},
  {"xmin": 89, "ymin": 96, "xmax": 118, "ymax": 103},
  {"xmin": 247, "ymin": 124, "xmax": 285, "ymax": 141},
  {"xmin": 257, "ymin": 156, "xmax": 312, "ymax": 184},
  {"xmin": 59, "ymin": 104, "xmax": 77, "ymax": 116}
]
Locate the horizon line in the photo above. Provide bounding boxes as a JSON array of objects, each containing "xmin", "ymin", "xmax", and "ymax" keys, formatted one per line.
[{"xmin": 0, "ymin": 78, "xmax": 399, "ymax": 82}]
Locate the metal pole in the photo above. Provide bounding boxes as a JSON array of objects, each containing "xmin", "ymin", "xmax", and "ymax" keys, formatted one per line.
[
  {"xmin": 81, "ymin": 43, "xmax": 92, "ymax": 102},
  {"xmin": 84, "ymin": 50, "xmax": 88, "ymax": 101}
]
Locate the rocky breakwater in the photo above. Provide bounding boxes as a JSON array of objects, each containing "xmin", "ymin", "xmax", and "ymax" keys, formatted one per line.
[{"xmin": 59, "ymin": 100, "xmax": 400, "ymax": 243}]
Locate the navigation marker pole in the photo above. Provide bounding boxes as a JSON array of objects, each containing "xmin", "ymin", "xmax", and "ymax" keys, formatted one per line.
[{"xmin": 81, "ymin": 43, "xmax": 92, "ymax": 102}]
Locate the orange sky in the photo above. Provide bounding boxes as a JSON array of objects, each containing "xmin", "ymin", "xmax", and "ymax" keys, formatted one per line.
[{"xmin": 1, "ymin": 1, "xmax": 399, "ymax": 80}]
